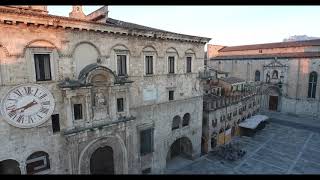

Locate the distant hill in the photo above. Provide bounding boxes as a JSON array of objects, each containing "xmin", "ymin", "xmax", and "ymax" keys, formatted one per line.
[{"xmin": 283, "ymin": 35, "xmax": 320, "ymax": 42}]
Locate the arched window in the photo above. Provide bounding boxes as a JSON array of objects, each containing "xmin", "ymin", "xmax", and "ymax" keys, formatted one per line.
[
  {"xmin": 0, "ymin": 159, "xmax": 21, "ymax": 174},
  {"xmin": 26, "ymin": 151, "xmax": 50, "ymax": 174},
  {"xmin": 308, "ymin": 71, "xmax": 318, "ymax": 98},
  {"xmin": 172, "ymin": 116, "xmax": 181, "ymax": 130},
  {"xmin": 255, "ymin": 70, "xmax": 260, "ymax": 81},
  {"xmin": 182, "ymin": 113, "xmax": 190, "ymax": 127}
]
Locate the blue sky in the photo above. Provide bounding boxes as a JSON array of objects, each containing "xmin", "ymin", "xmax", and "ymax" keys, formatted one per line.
[{"xmin": 47, "ymin": 6, "xmax": 320, "ymax": 46}]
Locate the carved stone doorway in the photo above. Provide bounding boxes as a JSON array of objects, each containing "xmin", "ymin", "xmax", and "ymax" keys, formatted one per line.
[
  {"xmin": 269, "ymin": 95, "xmax": 278, "ymax": 111},
  {"xmin": 90, "ymin": 146, "xmax": 114, "ymax": 174}
]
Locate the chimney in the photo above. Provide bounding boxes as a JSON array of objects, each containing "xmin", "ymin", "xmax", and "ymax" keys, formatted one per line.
[{"xmin": 69, "ymin": 6, "xmax": 86, "ymax": 19}]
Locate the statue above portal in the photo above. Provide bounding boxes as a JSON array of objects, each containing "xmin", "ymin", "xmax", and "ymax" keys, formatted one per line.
[{"xmin": 95, "ymin": 91, "xmax": 106, "ymax": 107}]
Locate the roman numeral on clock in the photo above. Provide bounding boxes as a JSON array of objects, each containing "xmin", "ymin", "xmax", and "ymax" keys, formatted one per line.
[
  {"xmin": 8, "ymin": 111, "xmax": 17, "ymax": 119},
  {"xmin": 39, "ymin": 93, "xmax": 47, "ymax": 99},
  {"xmin": 41, "ymin": 101, "xmax": 50, "ymax": 106},
  {"xmin": 24, "ymin": 87, "xmax": 31, "ymax": 95},
  {"xmin": 8, "ymin": 98, "xmax": 17, "ymax": 102},
  {"xmin": 34, "ymin": 88, "xmax": 39, "ymax": 96},
  {"xmin": 14, "ymin": 90, "xmax": 23, "ymax": 97},
  {"xmin": 6, "ymin": 105, "xmax": 16, "ymax": 111},
  {"xmin": 17, "ymin": 115, "xmax": 24, "ymax": 123},
  {"xmin": 27, "ymin": 116, "xmax": 34, "ymax": 123},
  {"xmin": 39, "ymin": 107, "xmax": 49, "ymax": 114}
]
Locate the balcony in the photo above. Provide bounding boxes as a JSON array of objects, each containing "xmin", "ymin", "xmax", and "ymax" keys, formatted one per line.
[{"xmin": 62, "ymin": 115, "xmax": 136, "ymax": 136}]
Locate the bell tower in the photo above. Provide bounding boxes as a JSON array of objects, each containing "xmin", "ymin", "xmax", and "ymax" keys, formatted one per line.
[{"xmin": 69, "ymin": 5, "xmax": 86, "ymax": 19}]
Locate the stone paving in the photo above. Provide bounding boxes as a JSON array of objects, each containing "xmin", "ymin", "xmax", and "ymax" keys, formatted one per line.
[{"xmin": 166, "ymin": 113, "xmax": 320, "ymax": 174}]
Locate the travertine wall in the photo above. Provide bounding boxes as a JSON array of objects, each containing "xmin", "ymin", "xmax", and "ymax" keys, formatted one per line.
[
  {"xmin": 0, "ymin": 10, "xmax": 207, "ymax": 174},
  {"xmin": 208, "ymin": 46, "xmax": 320, "ymax": 117}
]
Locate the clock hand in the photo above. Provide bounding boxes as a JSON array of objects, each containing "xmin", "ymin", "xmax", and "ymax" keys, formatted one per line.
[
  {"xmin": 22, "ymin": 100, "xmax": 38, "ymax": 111},
  {"xmin": 10, "ymin": 100, "xmax": 38, "ymax": 113}
]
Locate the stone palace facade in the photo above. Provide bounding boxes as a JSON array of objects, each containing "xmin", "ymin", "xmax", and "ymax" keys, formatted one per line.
[
  {"xmin": 0, "ymin": 6, "xmax": 210, "ymax": 174},
  {"xmin": 207, "ymin": 40, "xmax": 320, "ymax": 117}
]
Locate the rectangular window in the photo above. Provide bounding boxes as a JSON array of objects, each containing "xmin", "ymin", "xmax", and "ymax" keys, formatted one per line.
[
  {"xmin": 117, "ymin": 98, "xmax": 124, "ymax": 112},
  {"xmin": 34, "ymin": 54, "xmax": 51, "ymax": 81},
  {"xmin": 145, "ymin": 56, "xmax": 153, "ymax": 75},
  {"xmin": 169, "ymin": 90, "xmax": 174, "ymax": 101},
  {"xmin": 168, "ymin": 56, "xmax": 175, "ymax": 74},
  {"xmin": 140, "ymin": 128, "xmax": 154, "ymax": 155},
  {"xmin": 233, "ymin": 110, "xmax": 237, "ymax": 117},
  {"xmin": 73, "ymin": 104, "xmax": 83, "ymax": 120},
  {"xmin": 117, "ymin": 55, "xmax": 127, "ymax": 76},
  {"xmin": 51, "ymin": 114, "xmax": 60, "ymax": 133},
  {"xmin": 186, "ymin": 57, "xmax": 192, "ymax": 73}
]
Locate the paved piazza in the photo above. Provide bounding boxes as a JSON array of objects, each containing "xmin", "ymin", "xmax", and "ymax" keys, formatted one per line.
[{"xmin": 166, "ymin": 114, "xmax": 320, "ymax": 174}]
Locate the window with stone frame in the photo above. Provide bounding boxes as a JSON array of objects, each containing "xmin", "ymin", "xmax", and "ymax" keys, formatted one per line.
[
  {"xmin": 140, "ymin": 128, "xmax": 154, "ymax": 155},
  {"xmin": 233, "ymin": 110, "xmax": 237, "ymax": 117},
  {"xmin": 186, "ymin": 56, "xmax": 192, "ymax": 73},
  {"xmin": 26, "ymin": 151, "xmax": 50, "ymax": 174},
  {"xmin": 51, "ymin": 114, "xmax": 60, "ymax": 133},
  {"xmin": 227, "ymin": 113, "xmax": 232, "ymax": 120},
  {"xmin": 172, "ymin": 115, "xmax": 181, "ymax": 130},
  {"xmin": 145, "ymin": 56, "xmax": 153, "ymax": 75},
  {"xmin": 117, "ymin": 55, "xmax": 127, "ymax": 76},
  {"xmin": 255, "ymin": 70, "xmax": 260, "ymax": 82},
  {"xmin": 168, "ymin": 56, "xmax": 175, "ymax": 74},
  {"xmin": 182, "ymin": 113, "xmax": 190, "ymax": 127},
  {"xmin": 169, "ymin": 90, "xmax": 174, "ymax": 101},
  {"xmin": 117, "ymin": 98, "xmax": 124, "ymax": 112},
  {"xmin": 73, "ymin": 104, "xmax": 83, "ymax": 120},
  {"xmin": 34, "ymin": 54, "xmax": 52, "ymax": 81},
  {"xmin": 308, "ymin": 71, "xmax": 317, "ymax": 98}
]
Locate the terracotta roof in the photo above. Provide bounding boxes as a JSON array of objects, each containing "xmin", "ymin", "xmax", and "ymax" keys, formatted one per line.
[
  {"xmin": 211, "ymin": 52, "xmax": 320, "ymax": 60},
  {"xmin": 220, "ymin": 77, "xmax": 245, "ymax": 84},
  {"xmin": 219, "ymin": 39, "xmax": 320, "ymax": 52}
]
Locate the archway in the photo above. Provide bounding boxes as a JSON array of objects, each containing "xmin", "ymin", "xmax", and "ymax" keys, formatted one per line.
[
  {"xmin": 79, "ymin": 136, "xmax": 128, "ymax": 174},
  {"xmin": 165, "ymin": 137, "xmax": 193, "ymax": 172},
  {"xmin": 166, "ymin": 137, "xmax": 193, "ymax": 164},
  {"xmin": 90, "ymin": 146, "xmax": 114, "ymax": 174},
  {"xmin": 264, "ymin": 86, "xmax": 281, "ymax": 111},
  {"xmin": 0, "ymin": 159, "xmax": 21, "ymax": 174}
]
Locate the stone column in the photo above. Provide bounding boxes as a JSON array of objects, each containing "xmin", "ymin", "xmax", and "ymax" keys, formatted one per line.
[
  {"xmin": 126, "ymin": 87, "xmax": 130, "ymax": 117},
  {"xmin": 19, "ymin": 161, "xmax": 26, "ymax": 174},
  {"xmin": 65, "ymin": 95, "xmax": 73, "ymax": 129},
  {"xmin": 85, "ymin": 94, "xmax": 91, "ymax": 123}
]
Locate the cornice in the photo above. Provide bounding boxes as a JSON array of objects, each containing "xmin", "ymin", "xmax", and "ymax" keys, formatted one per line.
[{"xmin": 0, "ymin": 7, "xmax": 210, "ymax": 44}]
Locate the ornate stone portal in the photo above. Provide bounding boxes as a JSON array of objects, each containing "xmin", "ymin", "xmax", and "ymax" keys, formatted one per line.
[{"xmin": 263, "ymin": 58, "xmax": 288, "ymax": 86}]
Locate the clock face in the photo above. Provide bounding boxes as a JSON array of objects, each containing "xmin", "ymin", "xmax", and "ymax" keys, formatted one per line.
[{"xmin": 1, "ymin": 84, "xmax": 55, "ymax": 128}]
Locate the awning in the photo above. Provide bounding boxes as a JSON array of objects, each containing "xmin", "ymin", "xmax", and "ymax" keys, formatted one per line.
[{"xmin": 239, "ymin": 115, "xmax": 268, "ymax": 129}]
